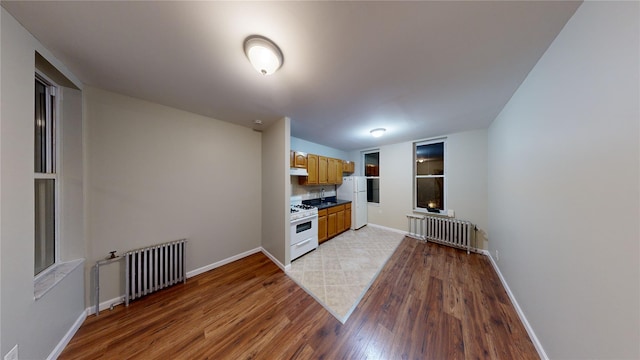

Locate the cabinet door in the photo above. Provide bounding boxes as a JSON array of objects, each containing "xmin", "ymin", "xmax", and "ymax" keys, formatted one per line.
[
  {"xmin": 327, "ymin": 158, "xmax": 337, "ymax": 184},
  {"xmin": 299, "ymin": 154, "xmax": 318, "ymax": 185},
  {"xmin": 345, "ymin": 204, "xmax": 352, "ymax": 230},
  {"xmin": 327, "ymin": 212, "xmax": 337, "ymax": 238},
  {"xmin": 318, "ymin": 156, "xmax": 328, "ymax": 184},
  {"xmin": 337, "ymin": 209, "xmax": 345, "ymax": 233},
  {"xmin": 308, "ymin": 154, "xmax": 318, "ymax": 184},
  {"xmin": 318, "ymin": 213, "xmax": 328, "ymax": 244},
  {"xmin": 343, "ymin": 161, "xmax": 355, "ymax": 174},
  {"xmin": 290, "ymin": 150, "xmax": 294, "ymax": 167},
  {"xmin": 293, "ymin": 152, "xmax": 307, "ymax": 169},
  {"xmin": 335, "ymin": 159, "xmax": 343, "ymax": 184}
]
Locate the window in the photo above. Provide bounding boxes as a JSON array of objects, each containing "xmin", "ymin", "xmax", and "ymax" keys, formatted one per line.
[
  {"xmin": 364, "ymin": 151, "xmax": 379, "ymax": 203},
  {"xmin": 34, "ymin": 74, "xmax": 57, "ymax": 275},
  {"xmin": 415, "ymin": 140, "xmax": 445, "ymax": 212}
]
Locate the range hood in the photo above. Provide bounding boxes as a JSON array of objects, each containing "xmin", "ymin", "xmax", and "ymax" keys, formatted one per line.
[{"xmin": 290, "ymin": 167, "xmax": 308, "ymax": 176}]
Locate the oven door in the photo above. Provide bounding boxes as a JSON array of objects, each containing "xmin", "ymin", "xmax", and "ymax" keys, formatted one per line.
[
  {"xmin": 291, "ymin": 214, "xmax": 317, "ymax": 245},
  {"xmin": 290, "ymin": 214, "xmax": 318, "ymax": 260}
]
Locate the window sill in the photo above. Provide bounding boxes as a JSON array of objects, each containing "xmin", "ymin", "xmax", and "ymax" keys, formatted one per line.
[
  {"xmin": 413, "ymin": 208, "xmax": 451, "ymax": 217},
  {"xmin": 34, "ymin": 258, "xmax": 84, "ymax": 300}
]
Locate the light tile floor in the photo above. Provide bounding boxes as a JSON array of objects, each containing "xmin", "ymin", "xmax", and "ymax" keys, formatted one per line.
[{"xmin": 287, "ymin": 225, "xmax": 405, "ymax": 323}]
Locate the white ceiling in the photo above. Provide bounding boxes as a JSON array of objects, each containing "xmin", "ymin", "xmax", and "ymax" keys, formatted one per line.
[{"xmin": 2, "ymin": 1, "xmax": 581, "ymax": 151}]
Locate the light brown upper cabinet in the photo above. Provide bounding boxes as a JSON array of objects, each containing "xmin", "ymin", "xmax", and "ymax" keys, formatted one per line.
[
  {"xmin": 333, "ymin": 158, "xmax": 343, "ymax": 184},
  {"xmin": 318, "ymin": 156, "xmax": 328, "ymax": 184},
  {"xmin": 343, "ymin": 161, "xmax": 355, "ymax": 174},
  {"xmin": 292, "ymin": 151, "xmax": 307, "ymax": 169},
  {"xmin": 299, "ymin": 154, "xmax": 319, "ymax": 185},
  {"xmin": 327, "ymin": 158, "xmax": 338, "ymax": 184},
  {"xmin": 296, "ymin": 151, "xmax": 351, "ymax": 185}
]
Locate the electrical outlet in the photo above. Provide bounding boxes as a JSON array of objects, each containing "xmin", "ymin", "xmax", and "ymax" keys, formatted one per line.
[
  {"xmin": 5, "ymin": 344, "xmax": 18, "ymax": 360},
  {"xmin": 495, "ymin": 250, "xmax": 500, "ymax": 261}
]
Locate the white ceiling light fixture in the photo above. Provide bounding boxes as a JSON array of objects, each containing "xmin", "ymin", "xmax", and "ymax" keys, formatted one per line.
[
  {"xmin": 244, "ymin": 35, "xmax": 283, "ymax": 76},
  {"xmin": 370, "ymin": 128, "xmax": 386, "ymax": 138}
]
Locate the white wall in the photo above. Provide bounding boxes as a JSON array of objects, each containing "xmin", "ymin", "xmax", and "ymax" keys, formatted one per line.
[
  {"xmin": 262, "ymin": 118, "xmax": 290, "ymax": 266},
  {"xmin": 290, "ymin": 136, "xmax": 350, "ymax": 160},
  {"xmin": 366, "ymin": 141, "xmax": 413, "ymax": 230},
  {"xmin": 0, "ymin": 9, "xmax": 3, "ymax": 351},
  {"xmin": 363, "ymin": 129, "xmax": 488, "ymax": 248},
  {"xmin": 488, "ymin": 2, "xmax": 639, "ymax": 358},
  {"xmin": 84, "ymin": 87, "xmax": 262, "ymax": 305},
  {"xmin": 447, "ymin": 130, "xmax": 488, "ymax": 247},
  {"xmin": 1, "ymin": 8, "xmax": 85, "ymax": 359},
  {"xmin": 60, "ymin": 87, "xmax": 85, "ymax": 260}
]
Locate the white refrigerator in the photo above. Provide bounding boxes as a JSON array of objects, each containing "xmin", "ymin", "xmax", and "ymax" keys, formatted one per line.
[{"xmin": 337, "ymin": 176, "xmax": 368, "ymax": 230}]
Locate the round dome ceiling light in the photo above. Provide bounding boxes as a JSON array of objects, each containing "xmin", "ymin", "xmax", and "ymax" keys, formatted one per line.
[
  {"xmin": 244, "ymin": 35, "xmax": 283, "ymax": 75},
  {"xmin": 370, "ymin": 128, "xmax": 386, "ymax": 138}
]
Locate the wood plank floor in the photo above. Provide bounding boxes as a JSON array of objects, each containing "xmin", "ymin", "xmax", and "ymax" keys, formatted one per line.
[{"xmin": 60, "ymin": 238, "xmax": 538, "ymax": 359}]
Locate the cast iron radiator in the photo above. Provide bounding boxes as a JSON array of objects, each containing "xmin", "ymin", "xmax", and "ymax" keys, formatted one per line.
[
  {"xmin": 406, "ymin": 214, "xmax": 474, "ymax": 254},
  {"xmin": 124, "ymin": 239, "xmax": 187, "ymax": 306}
]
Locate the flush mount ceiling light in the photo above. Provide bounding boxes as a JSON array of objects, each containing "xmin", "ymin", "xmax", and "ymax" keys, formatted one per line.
[
  {"xmin": 370, "ymin": 128, "xmax": 386, "ymax": 138},
  {"xmin": 244, "ymin": 35, "xmax": 283, "ymax": 75}
]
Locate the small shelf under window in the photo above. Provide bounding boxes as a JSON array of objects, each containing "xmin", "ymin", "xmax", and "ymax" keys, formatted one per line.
[{"xmin": 34, "ymin": 258, "xmax": 84, "ymax": 300}]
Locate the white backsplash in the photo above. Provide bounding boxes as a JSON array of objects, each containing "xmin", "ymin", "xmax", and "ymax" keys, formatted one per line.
[{"xmin": 290, "ymin": 178, "xmax": 337, "ymax": 200}]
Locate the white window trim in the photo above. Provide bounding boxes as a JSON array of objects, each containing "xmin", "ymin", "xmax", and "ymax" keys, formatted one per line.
[
  {"xmin": 34, "ymin": 70, "xmax": 61, "ymax": 278},
  {"xmin": 33, "ymin": 68, "xmax": 84, "ymax": 301},
  {"xmin": 413, "ymin": 138, "xmax": 447, "ymax": 214},
  {"xmin": 363, "ymin": 149, "xmax": 380, "ymax": 204}
]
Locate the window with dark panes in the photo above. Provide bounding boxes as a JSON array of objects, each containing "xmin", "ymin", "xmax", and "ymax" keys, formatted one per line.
[
  {"xmin": 364, "ymin": 151, "xmax": 379, "ymax": 203},
  {"xmin": 34, "ymin": 74, "xmax": 57, "ymax": 275},
  {"xmin": 415, "ymin": 141, "xmax": 445, "ymax": 212}
]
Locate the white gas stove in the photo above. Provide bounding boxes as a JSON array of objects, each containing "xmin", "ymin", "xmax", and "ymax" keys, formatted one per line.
[
  {"xmin": 290, "ymin": 197, "xmax": 318, "ymax": 221},
  {"xmin": 290, "ymin": 196, "xmax": 318, "ymax": 260}
]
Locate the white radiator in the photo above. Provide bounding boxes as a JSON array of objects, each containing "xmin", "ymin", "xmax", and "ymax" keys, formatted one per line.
[
  {"xmin": 406, "ymin": 214, "xmax": 474, "ymax": 254},
  {"xmin": 124, "ymin": 239, "xmax": 187, "ymax": 306}
]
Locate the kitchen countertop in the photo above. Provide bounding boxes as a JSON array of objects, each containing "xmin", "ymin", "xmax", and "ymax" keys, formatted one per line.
[{"xmin": 303, "ymin": 197, "xmax": 351, "ymax": 210}]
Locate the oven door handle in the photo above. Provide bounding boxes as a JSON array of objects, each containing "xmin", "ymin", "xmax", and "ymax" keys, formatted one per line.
[
  {"xmin": 291, "ymin": 214, "xmax": 318, "ymax": 224},
  {"xmin": 295, "ymin": 239, "xmax": 311, "ymax": 247}
]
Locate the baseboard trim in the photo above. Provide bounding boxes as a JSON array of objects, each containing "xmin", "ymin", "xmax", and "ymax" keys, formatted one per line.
[
  {"xmin": 86, "ymin": 296, "xmax": 126, "ymax": 316},
  {"xmin": 365, "ymin": 223, "xmax": 406, "ymax": 235},
  {"xmin": 260, "ymin": 247, "xmax": 288, "ymax": 271},
  {"xmin": 186, "ymin": 247, "xmax": 262, "ymax": 278},
  {"xmin": 482, "ymin": 250, "xmax": 549, "ymax": 360},
  {"xmin": 47, "ymin": 310, "xmax": 86, "ymax": 360}
]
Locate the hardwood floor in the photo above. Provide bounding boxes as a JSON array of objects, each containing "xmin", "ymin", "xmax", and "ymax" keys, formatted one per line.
[{"xmin": 60, "ymin": 238, "xmax": 538, "ymax": 359}]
